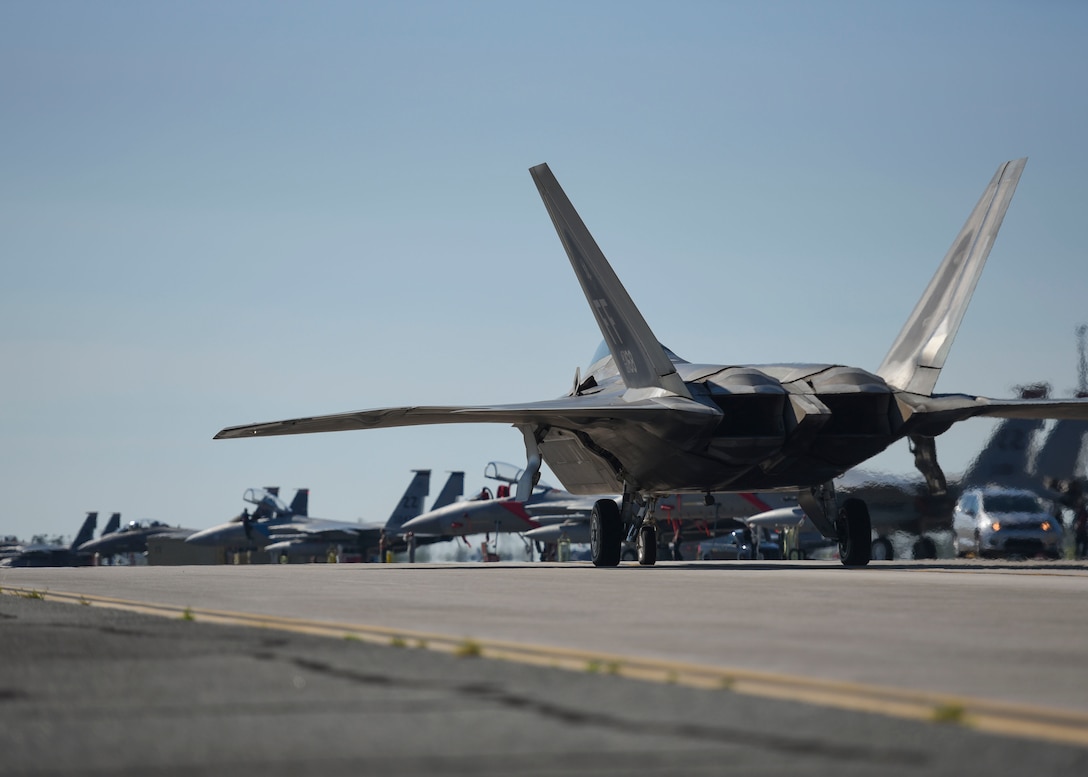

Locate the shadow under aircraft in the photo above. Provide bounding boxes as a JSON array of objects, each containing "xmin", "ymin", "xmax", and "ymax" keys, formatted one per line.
[{"xmin": 216, "ymin": 158, "xmax": 1088, "ymax": 567}]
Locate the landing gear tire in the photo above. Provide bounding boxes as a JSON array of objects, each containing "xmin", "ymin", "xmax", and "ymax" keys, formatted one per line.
[
  {"xmin": 870, "ymin": 537, "xmax": 894, "ymax": 561},
  {"xmin": 837, "ymin": 498, "xmax": 872, "ymax": 567},
  {"xmin": 912, "ymin": 536, "xmax": 937, "ymax": 560},
  {"xmin": 637, "ymin": 525, "xmax": 657, "ymax": 566},
  {"xmin": 590, "ymin": 499, "xmax": 622, "ymax": 567}
]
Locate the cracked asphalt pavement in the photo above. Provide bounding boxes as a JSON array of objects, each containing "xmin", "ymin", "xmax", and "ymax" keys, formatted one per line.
[{"xmin": 1, "ymin": 594, "xmax": 1086, "ymax": 776}]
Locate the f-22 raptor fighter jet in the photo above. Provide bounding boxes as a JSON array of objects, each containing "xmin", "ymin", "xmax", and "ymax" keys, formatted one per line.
[{"xmin": 217, "ymin": 158, "xmax": 1088, "ymax": 568}]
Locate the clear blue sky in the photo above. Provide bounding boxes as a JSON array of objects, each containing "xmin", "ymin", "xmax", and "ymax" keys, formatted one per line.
[{"xmin": 3, "ymin": 1, "xmax": 1087, "ymax": 542}]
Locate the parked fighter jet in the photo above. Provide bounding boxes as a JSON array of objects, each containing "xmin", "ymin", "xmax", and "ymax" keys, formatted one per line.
[
  {"xmin": 217, "ymin": 158, "xmax": 1088, "ymax": 568},
  {"xmin": 401, "ymin": 462, "xmax": 615, "ymax": 538},
  {"xmin": 189, "ymin": 470, "xmax": 458, "ymax": 560},
  {"xmin": 77, "ymin": 518, "xmax": 197, "ymax": 558},
  {"xmin": 261, "ymin": 470, "xmax": 464, "ymax": 560},
  {"xmin": 183, "ymin": 487, "xmax": 309, "ymax": 549},
  {"xmin": 406, "ymin": 461, "xmax": 794, "ymax": 555},
  {"xmin": 1, "ymin": 512, "xmax": 98, "ymax": 567}
]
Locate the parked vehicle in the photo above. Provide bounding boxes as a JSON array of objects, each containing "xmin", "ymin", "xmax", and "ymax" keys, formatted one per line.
[
  {"xmin": 698, "ymin": 529, "xmax": 782, "ymax": 560},
  {"xmin": 952, "ymin": 487, "xmax": 1063, "ymax": 559}
]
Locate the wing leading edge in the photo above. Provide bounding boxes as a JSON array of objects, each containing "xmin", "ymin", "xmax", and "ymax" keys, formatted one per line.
[{"xmin": 214, "ymin": 396, "xmax": 718, "ymax": 440}]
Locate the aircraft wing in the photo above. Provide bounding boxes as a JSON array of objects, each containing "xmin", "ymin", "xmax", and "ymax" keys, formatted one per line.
[
  {"xmin": 272, "ymin": 518, "xmax": 381, "ymax": 535},
  {"xmin": 264, "ymin": 518, "xmax": 383, "ymax": 542},
  {"xmin": 214, "ymin": 397, "xmax": 717, "ymax": 440},
  {"xmin": 917, "ymin": 395, "xmax": 1088, "ymax": 424}
]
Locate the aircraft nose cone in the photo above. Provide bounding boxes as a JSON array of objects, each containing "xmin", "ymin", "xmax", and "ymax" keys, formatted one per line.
[
  {"xmin": 185, "ymin": 530, "xmax": 213, "ymax": 545},
  {"xmin": 186, "ymin": 525, "xmax": 235, "ymax": 545},
  {"xmin": 401, "ymin": 515, "xmax": 445, "ymax": 537}
]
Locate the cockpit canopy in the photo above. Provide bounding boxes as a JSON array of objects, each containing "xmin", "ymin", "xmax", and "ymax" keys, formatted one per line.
[
  {"xmin": 123, "ymin": 519, "xmax": 167, "ymax": 532},
  {"xmin": 244, "ymin": 487, "xmax": 289, "ymax": 515},
  {"xmin": 483, "ymin": 461, "xmax": 553, "ymax": 495}
]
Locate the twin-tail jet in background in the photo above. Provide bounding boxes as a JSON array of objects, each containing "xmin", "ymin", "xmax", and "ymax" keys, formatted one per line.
[
  {"xmin": 184, "ymin": 486, "xmax": 310, "ymax": 550},
  {"xmin": 187, "ymin": 470, "xmax": 464, "ymax": 559},
  {"xmin": 217, "ymin": 157, "xmax": 1088, "ymax": 567},
  {"xmin": 402, "ymin": 461, "xmax": 795, "ymax": 557},
  {"xmin": 77, "ymin": 517, "xmax": 197, "ymax": 558},
  {"xmin": 1, "ymin": 512, "xmax": 99, "ymax": 568},
  {"xmin": 401, "ymin": 461, "xmax": 617, "ymax": 539}
]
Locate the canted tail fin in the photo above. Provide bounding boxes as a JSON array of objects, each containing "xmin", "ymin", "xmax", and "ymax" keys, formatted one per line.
[
  {"xmin": 102, "ymin": 512, "xmax": 121, "ymax": 536},
  {"xmin": 71, "ymin": 512, "xmax": 97, "ymax": 551},
  {"xmin": 877, "ymin": 158, "xmax": 1027, "ymax": 395},
  {"xmin": 431, "ymin": 471, "xmax": 464, "ymax": 511},
  {"xmin": 288, "ymin": 488, "xmax": 309, "ymax": 516},
  {"xmin": 1034, "ymin": 418, "xmax": 1088, "ymax": 486},
  {"xmin": 384, "ymin": 469, "xmax": 431, "ymax": 534},
  {"xmin": 530, "ymin": 163, "xmax": 690, "ymax": 398}
]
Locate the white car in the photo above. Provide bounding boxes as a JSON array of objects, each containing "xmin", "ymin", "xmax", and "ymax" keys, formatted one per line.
[{"xmin": 953, "ymin": 487, "xmax": 1063, "ymax": 559}]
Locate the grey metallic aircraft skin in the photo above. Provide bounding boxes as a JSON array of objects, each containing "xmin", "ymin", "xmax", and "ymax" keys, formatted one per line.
[
  {"xmin": 216, "ymin": 158, "xmax": 1088, "ymax": 567},
  {"xmin": 189, "ymin": 470, "xmax": 459, "ymax": 558},
  {"xmin": 185, "ymin": 487, "xmax": 311, "ymax": 549},
  {"xmin": 401, "ymin": 477, "xmax": 615, "ymax": 538},
  {"xmin": 404, "ymin": 461, "xmax": 793, "ymax": 549},
  {"xmin": 77, "ymin": 519, "xmax": 196, "ymax": 557}
]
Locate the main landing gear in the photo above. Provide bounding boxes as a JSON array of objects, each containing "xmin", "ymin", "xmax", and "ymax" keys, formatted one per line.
[
  {"xmin": 800, "ymin": 482, "xmax": 872, "ymax": 567},
  {"xmin": 590, "ymin": 499, "xmax": 623, "ymax": 567},
  {"xmin": 590, "ymin": 490, "xmax": 659, "ymax": 567},
  {"xmin": 836, "ymin": 498, "xmax": 872, "ymax": 567},
  {"xmin": 636, "ymin": 524, "xmax": 657, "ymax": 566}
]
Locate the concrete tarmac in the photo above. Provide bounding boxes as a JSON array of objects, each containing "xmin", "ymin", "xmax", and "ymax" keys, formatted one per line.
[{"xmin": 2, "ymin": 560, "xmax": 1088, "ymax": 775}]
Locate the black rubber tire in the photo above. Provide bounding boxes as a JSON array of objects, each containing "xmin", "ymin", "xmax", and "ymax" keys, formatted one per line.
[
  {"xmin": 637, "ymin": 525, "xmax": 657, "ymax": 566},
  {"xmin": 590, "ymin": 499, "xmax": 622, "ymax": 567},
  {"xmin": 912, "ymin": 536, "xmax": 938, "ymax": 560},
  {"xmin": 837, "ymin": 498, "xmax": 872, "ymax": 567},
  {"xmin": 871, "ymin": 537, "xmax": 894, "ymax": 561}
]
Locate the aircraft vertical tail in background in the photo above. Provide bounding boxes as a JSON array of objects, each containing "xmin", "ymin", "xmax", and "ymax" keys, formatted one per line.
[
  {"xmin": 101, "ymin": 512, "xmax": 121, "ymax": 536},
  {"xmin": 877, "ymin": 158, "xmax": 1027, "ymax": 395},
  {"xmin": 288, "ymin": 488, "xmax": 310, "ymax": 516},
  {"xmin": 961, "ymin": 420, "xmax": 1045, "ymax": 492},
  {"xmin": 1034, "ymin": 419, "xmax": 1088, "ymax": 487},
  {"xmin": 383, "ymin": 470, "xmax": 431, "ymax": 534},
  {"xmin": 430, "ymin": 471, "xmax": 465, "ymax": 512},
  {"xmin": 70, "ymin": 512, "xmax": 98, "ymax": 551},
  {"xmin": 529, "ymin": 163, "xmax": 691, "ymax": 399}
]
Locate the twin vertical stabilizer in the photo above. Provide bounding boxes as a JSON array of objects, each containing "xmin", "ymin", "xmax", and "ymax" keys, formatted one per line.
[
  {"xmin": 384, "ymin": 469, "xmax": 431, "ymax": 533},
  {"xmin": 530, "ymin": 163, "xmax": 691, "ymax": 399},
  {"xmin": 877, "ymin": 158, "xmax": 1027, "ymax": 395}
]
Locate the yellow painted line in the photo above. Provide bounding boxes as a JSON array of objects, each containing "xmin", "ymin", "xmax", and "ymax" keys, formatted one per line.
[{"xmin": 5, "ymin": 585, "xmax": 1088, "ymax": 748}]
